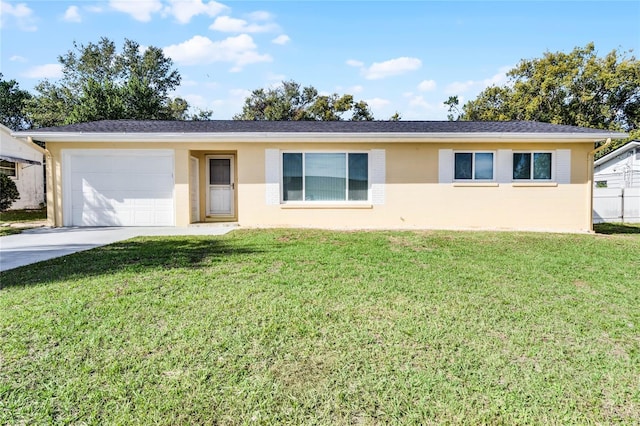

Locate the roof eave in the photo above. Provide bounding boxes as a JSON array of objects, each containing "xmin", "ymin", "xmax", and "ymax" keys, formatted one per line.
[
  {"xmin": 14, "ymin": 131, "xmax": 628, "ymax": 143},
  {"xmin": 594, "ymin": 140, "xmax": 640, "ymax": 166}
]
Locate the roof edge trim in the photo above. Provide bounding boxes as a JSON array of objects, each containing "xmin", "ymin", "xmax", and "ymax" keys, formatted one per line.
[{"xmin": 14, "ymin": 131, "xmax": 628, "ymax": 143}]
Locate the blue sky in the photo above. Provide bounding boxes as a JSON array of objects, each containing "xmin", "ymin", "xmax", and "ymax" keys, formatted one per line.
[{"xmin": 1, "ymin": 0, "xmax": 639, "ymax": 120}]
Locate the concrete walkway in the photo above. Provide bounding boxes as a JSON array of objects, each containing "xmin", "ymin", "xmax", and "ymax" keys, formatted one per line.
[{"xmin": 0, "ymin": 226, "xmax": 236, "ymax": 272}]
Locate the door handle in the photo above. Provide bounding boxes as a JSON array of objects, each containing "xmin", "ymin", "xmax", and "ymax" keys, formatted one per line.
[{"xmin": 231, "ymin": 182, "xmax": 235, "ymax": 189}]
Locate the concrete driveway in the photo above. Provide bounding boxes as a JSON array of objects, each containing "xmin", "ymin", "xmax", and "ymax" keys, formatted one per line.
[{"xmin": 0, "ymin": 226, "xmax": 236, "ymax": 272}]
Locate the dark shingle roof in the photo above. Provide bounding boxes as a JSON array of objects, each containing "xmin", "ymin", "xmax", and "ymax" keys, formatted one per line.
[{"xmin": 29, "ymin": 119, "xmax": 614, "ymax": 134}]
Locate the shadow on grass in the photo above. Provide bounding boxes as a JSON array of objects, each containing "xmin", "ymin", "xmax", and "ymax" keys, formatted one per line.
[
  {"xmin": 594, "ymin": 223, "xmax": 640, "ymax": 235},
  {"xmin": 0, "ymin": 236, "xmax": 262, "ymax": 289}
]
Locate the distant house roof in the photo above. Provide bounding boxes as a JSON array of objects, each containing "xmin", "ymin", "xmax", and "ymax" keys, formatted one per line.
[
  {"xmin": 0, "ymin": 123, "xmax": 44, "ymax": 164},
  {"xmin": 594, "ymin": 141, "xmax": 640, "ymax": 166},
  {"xmin": 14, "ymin": 120, "xmax": 628, "ymax": 143}
]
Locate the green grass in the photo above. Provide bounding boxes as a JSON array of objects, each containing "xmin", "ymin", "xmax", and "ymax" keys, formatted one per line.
[
  {"xmin": 0, "ymin": 208, "xmax": 46, "ymax": 235},
  {"xmin": 0, "ymin": 208, "xmax": 46, "ymax": 223},
  {"xmin": 0, "ymin": 228, "xmax": 22, "ymax": 237},
  {"xmin": 594, "ymin": 222, "xmax": 640, "ymax": 234},
  {"xmin": 1, "ymin": 229, "xmax": 638, "ymax": 424}
]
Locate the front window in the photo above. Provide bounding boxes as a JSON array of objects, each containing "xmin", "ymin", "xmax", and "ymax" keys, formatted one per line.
[
  {"xmin": 282, "ymin": 152, "xmax": 369, "ymax": 202},
  {"xmin": 513, "ymin": 152, "xmax": 552, "ymax": 180},
  {"xmin": 454, "ymin": 152, "xmax": 494, "ymax": 180},
  {"xmin": 0, "ymin": 160, "xmax": 16, "ymax": 177}
]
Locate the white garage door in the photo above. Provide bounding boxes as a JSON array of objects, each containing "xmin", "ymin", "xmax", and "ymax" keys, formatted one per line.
[{"xmin": 64, "ymin": 150, "xmax": 175, "ymax": 226}]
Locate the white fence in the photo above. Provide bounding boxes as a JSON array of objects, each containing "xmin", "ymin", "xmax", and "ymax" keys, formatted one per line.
[{"xmin": 593, "ymin": 187, "xmax": 640, "ymax": 223}]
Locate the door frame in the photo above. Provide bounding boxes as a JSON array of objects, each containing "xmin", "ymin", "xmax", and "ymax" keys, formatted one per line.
[
  {"xmin": 205, "ymin": 153, "xmax": 237, "ymax": 220},
  {"xmin": 189, "ymin": 156, "xmax": 200, "ymax": 223}
]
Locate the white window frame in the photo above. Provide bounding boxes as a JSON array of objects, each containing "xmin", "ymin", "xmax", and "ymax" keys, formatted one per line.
[
  {"xmin": 453, "ymin": 151, "xmax": 496, "ymax": 181},
  {"xmin": 0, "ymin": 160, "xmax": 17, "ymax": 179},
  {"xmin": 280, "ymin": 150, "xmax": 371, "ymax": 204},
  {"xmin": 512, "ymin": 151, "xmax": 554, "ymax": 181}
]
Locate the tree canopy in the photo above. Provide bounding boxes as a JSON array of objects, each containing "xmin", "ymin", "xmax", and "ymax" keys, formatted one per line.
[
  {"xmin": 448, "ymin": 44, "xmax": 640, "ymax": 146},
  {"xmin": 26, "ymin": 37, "xmax": 210, "ymax": 127},
  {"xmin": 233, "ymin": 80, "xmax": 374, "ymax": 121},
  {"xmin": 0, "ymin": 73, "xmax": 33, "ymax": 130}
]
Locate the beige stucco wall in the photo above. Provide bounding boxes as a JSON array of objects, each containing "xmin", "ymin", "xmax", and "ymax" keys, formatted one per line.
[{"xmin": 45, "ymin": 140, "xmax": 594, "ymax": 232}]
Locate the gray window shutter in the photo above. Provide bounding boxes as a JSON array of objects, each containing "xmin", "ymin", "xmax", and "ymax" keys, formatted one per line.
[
  {"xmin": 370, "ymin": 149, "xmax": 385, "ymax": 205},
  {"xmin": 438, "ymin": 149, "xmax": 453, "ymax": 183},
  {"xmin": 496, "ymin": 149, "xmax": 512, "ymax": 183},
  {"xmin": 265, "ymin": 149, "xmax": 280, "ymax": 205},
  {"xmin": 555, "ymin": 149, "xmax": 571, "ymax": 184}
]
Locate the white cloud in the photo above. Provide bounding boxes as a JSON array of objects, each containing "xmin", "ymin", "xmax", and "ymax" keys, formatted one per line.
[
  {"xmin": 163, "ymin": 34, "xmax": 272, "ymax": 71},
  {"xmin": 349, "ymin": 57, "xmax": 422, "ymax": 80},
  {"xmin": 0, "ymin": 1, "xmax": 37, "ymax": 31},
  {"xmin": 348, "ymin": 85, "xmax": 363, "ymax": 94},
  {"xmin": 210, "ymin": 15, "xmax": 278, "ymax": 33},
  {"xmin": 362, "ymin": 57, "xmax": 422, "ymax": 80},
  {"xmin": 85, "ymin": 5, "xmax": 104, "ymax": 13},
  {"xmin": 266, "ymin": 72, "xmax": 287, "ymax": 82},
  {"xmin": 272, "ymin": 34, "xmax": 290, "ymax": 45},
  {"xmin": 182, "ymin": 93, "xmax": 208, "ymax": 109},
  {"xmin": 417, "ymin": 79, "xmax": 436, "ymax": 92},
  {"xmin": 445, "ymin": 66, "xmax": 511, "ymax": 95},
  {"xmin": 365, "ymin": 97, "xmax": 390, "ymax": 110},
  {"xmin": 109, "ymin": 0, "xmax": 162, "ymax": 22},
  {"xmin": 23, "ymin": 64, "xmax": 63, "ymax": 79},
  {"xmin": 10, "ymin": 55, "xmax": 27, "ymax": 62},
  {"xmin": 230, "ymin": 88, "xmax": 251, "ymax": 98},
  {"xmin": 408, "ymin": 95, "xmax": 430, "ymax": 108},
  {"xmin": 445, "ymin": 80, "xmax": 475, "ymax": 94},
  {"xmin": 248, "ymin": 10, "xmax": 272, "ymax": 21},
  {"xmin": 63, "ymin": 5, "xmax": 81, "ymax": 22},
  {"xmin": 164, "ymin": 0, "xmax": 227, "ymax": 24}
]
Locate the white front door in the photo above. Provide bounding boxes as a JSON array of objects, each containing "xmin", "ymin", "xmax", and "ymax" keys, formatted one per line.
[{"xmin": 206, "ymin": 155, "xmax": 235, "ymax": 217}]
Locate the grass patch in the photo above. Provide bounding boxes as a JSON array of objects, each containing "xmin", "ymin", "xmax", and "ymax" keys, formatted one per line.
[
  {"xmin": 1, "ymin": 229, "xmax": 638, "ymax": 424},
  {"xmin": 0, "ymin": 208, "xmax": 46, "ymax": 235},
  {"xmin": 0, "ymin": 208, "xmax": 46, "ymax": 223},
  {"xmin": 594, "ymin": 222, "xmax": 640, "ymax": 234},
  {"xmin": 0, "ymin": 227, "xmax": 23, "ymax": 237}
]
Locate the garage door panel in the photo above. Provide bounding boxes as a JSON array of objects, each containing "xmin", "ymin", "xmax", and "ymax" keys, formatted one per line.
[
  {"xmin": 65, "ymin": 150, "xmax": 175, "ymax": 227},
  {"xmin": 75, "ymin": 174, "xmax": 174, "ymax": 192}
]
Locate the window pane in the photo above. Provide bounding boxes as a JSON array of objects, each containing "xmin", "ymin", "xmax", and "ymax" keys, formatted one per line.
[
  {"xmin": 209, "ymin": 159, "xmax": 230, "ymax": 185},
  {"xmin": 0, "ymin": 160, "xmax": 16, "ymax": 177},
  {"xmin": 305, "ymin": 153, "xmax": 346, "ymax": 201},
  {"xmin": 533, "ymin": 153, "xmax": 552, "ymax": 180},
  {"xmin": 283, "ymin": 153, "xmax": 302, "ymax": 201},
  {"xmin": 348, "ymin": 153, "xmax": 368, "ymax": 201},
  {"xmin": 513, "ymin": 153, "xmax": 531, "ymax": 179},
  {"xmin": 454, "ymin": 153, "xmax": 472, "ymax": 180},
  {"xmin": 474, "ymin": 153, "xmax": 494, "ymax": 180}
]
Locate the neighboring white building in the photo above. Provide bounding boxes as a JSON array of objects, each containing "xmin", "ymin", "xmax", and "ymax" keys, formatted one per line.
[
  {"xmin": 593, "ymin": 141, "xmax": 640, "ymax": 223},
  {"xmin": 594, "ymin": 141, "xmax": 640, "ymax": 189},
  {"xmin": 0, "ymin": 124, "xmax": 45, "ymax": 210}
]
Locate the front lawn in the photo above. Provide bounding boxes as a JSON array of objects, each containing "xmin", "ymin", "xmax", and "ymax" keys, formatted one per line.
[
  {"xmin": 0, "ymin": 208, "xmax": 46, "ymax": 223},
  {"xmin": 1, "ymin": 229, "xmax": 638, "ymax": 424},
  {"xmin": 0, "ymin": 208, "xmax": 46, "ymax": 235}
]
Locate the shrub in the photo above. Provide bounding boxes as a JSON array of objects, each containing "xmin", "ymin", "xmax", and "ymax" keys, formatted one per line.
[{"xmin": 0, "ymin": 174, "xmax": 20, "ymax": 211}]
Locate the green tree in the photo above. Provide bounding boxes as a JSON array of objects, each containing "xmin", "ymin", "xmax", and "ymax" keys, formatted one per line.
[
  {"xmin": 234, "ymin": 80, "xmax": 374, "ymax": 121},
  {"xmin": 0, "ymin": 174, "xmax": 20, "ymax": 211},
  {"xmin": 452, "ymin": 44, "xmax": 639, "ymax": 150},
  {"xmin": 389, "ymin": 111, "xmax": 402, "ymax": 121},
  {"xmin": 27, "ymin": 37, "xmax": 210, "ymax": 127},
  {"xmin": 0, "ymin": 73, "xmax": 33, "ymax": 130},
  {"xmin": 443, "ymin": 95, "xmax": 461, "ymax": 121}
]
